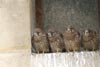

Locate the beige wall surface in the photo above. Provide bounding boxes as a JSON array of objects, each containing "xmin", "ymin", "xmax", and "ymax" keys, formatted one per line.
[
  {"xmin": 0, "ymin": 50, "xmax": 30, "ymax": 67},
  {"xmin": 0, "ymin": 0, "xmax": 32, "ymax": 67},
  {"xmin": 0, "ymin": 0, "xmax": 31, "ymax": 52}
]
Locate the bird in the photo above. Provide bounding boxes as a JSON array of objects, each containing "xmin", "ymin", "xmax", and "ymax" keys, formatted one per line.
[
  {"xmin": 82, "ymin": 29, "xmax": 99, "ymax": 51},
  {"xmin": 32, "ymin": 28, "xmax": 50, "ymax": 53},
  {"xmin": 63, "ymin": 26, "xmax": 81, "ymax": 52},
  {"xmin": 47, "ymin": 29, "xmax": 64, "ymax": 53}
]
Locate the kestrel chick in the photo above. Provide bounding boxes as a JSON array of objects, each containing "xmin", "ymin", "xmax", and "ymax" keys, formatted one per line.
[
  {"xmin": 82, "ymin": 29, "xmax": 98, "ymax": 51},
  {"xmin": 32, "ymin": 28, "xmax": 50, "ymax": 53},
  {"xmin": 63, "ymin": 26, "xmax": 81, "ymax": 52},
  {"xmin": 47, "ymin": 29, "xmax": 64, "ymax": 53}
]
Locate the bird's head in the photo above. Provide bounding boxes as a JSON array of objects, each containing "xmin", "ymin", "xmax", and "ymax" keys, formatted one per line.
[
  {"xmin": 66, "ymin": 25, "xmax": 75, "ymax": 33},
  {"xmin": 34, "ymin": 28, "xmax": 42, "ymax": 37},
  {"xmin": 83, "ymin": 29, "xmax": 91, "ymax": 36},
  {"xmin": 47, "ymin": 29, "xmax": 55, "ymax": 37}
]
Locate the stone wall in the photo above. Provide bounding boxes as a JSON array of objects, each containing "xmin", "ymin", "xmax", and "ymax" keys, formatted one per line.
[{"xmin": 42, "ymin": 0, "xmax": 99, "ymax": 33}]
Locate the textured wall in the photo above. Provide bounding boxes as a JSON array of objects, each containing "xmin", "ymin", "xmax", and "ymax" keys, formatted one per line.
[
  {"xmin": 0, "ymin": 0, "xmax": 32, "ymax": 67},
  {"xmin": 31, "ymin": 0, "xmax": 35, "ymax": 36},
  {"xmin": 42, "ymin": 0, "xmax": 99, "ymax": 33},
  {"xmin": 0, "ymin": 0, "xmax": 31, "ymax": 51}
]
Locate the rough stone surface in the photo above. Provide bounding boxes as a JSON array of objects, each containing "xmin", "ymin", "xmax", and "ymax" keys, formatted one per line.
[{"xmin": 42, "ymin": 0, "xmax": 99, "ymax": 33}]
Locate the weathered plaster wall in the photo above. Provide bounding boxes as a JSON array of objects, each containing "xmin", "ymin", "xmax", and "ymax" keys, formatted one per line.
[
  {"xmin": 0, "ymin": 0, "xmax": 32, "ymax": 67},
  {"xmin": 42, "ymin": 0, "xmax": 99, "ymax": 33},
  {"xmin": 0, "ymin": 0, "xmax": 31, "ymax": 51}
]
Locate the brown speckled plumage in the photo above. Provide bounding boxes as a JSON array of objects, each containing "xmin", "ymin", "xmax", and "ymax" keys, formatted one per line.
[
  {"xmin": 32, "ymin": 28, "xmax": 50, "ymax": 53},
  {"xmin": 63, "ymin": 26, "xmax": 81, "ymax": 51},
  {"xmin": 47, "ymin": 29, "xmax": 64, "ymax": 52},
  {"xmin": 82, "ymin": 29, "xmax": 99, "ymax": 51}
]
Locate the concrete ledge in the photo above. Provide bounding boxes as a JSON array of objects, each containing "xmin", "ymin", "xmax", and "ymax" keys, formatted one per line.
[
  {"xmin": 0, "ymin": 50, "xmax": 30, "ymax": 67},
  {"xmin": 31, "ymin": 51, "xmax": 100, "ymax": 67}
]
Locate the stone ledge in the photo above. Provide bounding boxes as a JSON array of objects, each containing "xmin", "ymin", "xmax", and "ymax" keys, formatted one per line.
[{"xmin": 31, "ymin": 51, "xmax": 100, "ymax": 67}]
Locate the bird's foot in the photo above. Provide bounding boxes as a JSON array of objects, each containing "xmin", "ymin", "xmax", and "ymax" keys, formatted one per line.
[
  {"xmin": 56, "ymin": 49, "xmax": 59, "ymax": 53},
  {"xmin": 86, "ymin": 49, "xmax": 88, "ymax": 51},
  {"xmin": 92, "ymin": 48, "xmax": 95, "ymax": 51},
  {"xmin": 73, "ymin": 49, "xmax": 76, "ymax": 53},
  {"xmin": 43, "ymin": 51, "xmax": 45, "ymax": 54},
  {"xmin": 67, "ymin": 50, "xmax": 70, "ymax": 52},
  {"xmin": 37, "ymin": 51, "xmax": 39, "ymax": 54}
]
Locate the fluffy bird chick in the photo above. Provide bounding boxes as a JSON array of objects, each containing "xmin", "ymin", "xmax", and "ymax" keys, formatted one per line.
[
  {"xmin": 63, "ymin": 26, "xmax": 81, "ymax": 52},
  {"xmin": 47, "ymin": 29, "xmax": 64, "ymax": 53},
  {"xmin": 32, "ymin": 28, "xmax": 50, "ymax": 53},
  {"xmin": 82, "ymin": 29, "xmax": 98, "ymax": 51}
]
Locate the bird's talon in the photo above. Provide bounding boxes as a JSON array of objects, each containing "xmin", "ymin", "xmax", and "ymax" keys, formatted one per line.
[
  {"xmin": 73, "ymin": 50, "xmax": 75, "ymax": 53},
  {"xmin": 93, "ymin": 48, "xmax": 95, "ymax": 51},
  {"xmin": 43, "ymin": 51, "xmax": 44, "ymax": 54},
  {"xmin": 57, "ymin": 49, "xmax": 59, "ymax": 53},
  {"xmin": 86, "ymin": 49, "xmax": 88, "ymax": 51},
  {"xmin": 37, "ymin": 51, "xmax": 39, "ymax": 54},
  {"xmin": 67, "ymin": 50, "xmax": 69, "ymax": 52}
]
